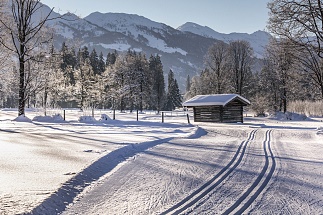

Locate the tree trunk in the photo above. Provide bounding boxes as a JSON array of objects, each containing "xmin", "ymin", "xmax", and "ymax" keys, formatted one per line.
[
  {"xmin": 18, "ymin": 52, "xmax": 25, "ymax": 116},
  {"xmin": 283, "ymin": 88, "xmax": 287, "ymax": 113}
]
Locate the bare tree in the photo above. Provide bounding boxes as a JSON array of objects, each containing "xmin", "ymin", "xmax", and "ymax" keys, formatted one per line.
[
  {"xmin": 295, "ymin": 44, "xmax": 323, "ymax": 99},
  {"xmin": 268, "ymin": 0, "xmax": 323, "ymax": 99},
  {"xmin": 0, "ymin": 0, "xmax": 56, "ymax": 116},
  {"xmin": 268, "ymin": 0, "xmax": 323, "ymax": 57},
  {"xmin": 204, "ymin": 41, "xmax": 229, "ymax": 94},
  {"xmin": 228, "ymin": 40, "xmax": 254, "ymax": 96},
  {"xmin": 266, "ymin": 39, "xmax": 296, "ymax": 113}
]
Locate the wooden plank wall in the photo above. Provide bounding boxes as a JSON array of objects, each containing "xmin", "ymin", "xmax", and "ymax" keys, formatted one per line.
[
  {"xmin": 193, "ymin": 106, "xmax": 221, "ymax": 122},
  {"xmin": 193, "ymin": 99, "xmax": 244, "ymax": 123}
]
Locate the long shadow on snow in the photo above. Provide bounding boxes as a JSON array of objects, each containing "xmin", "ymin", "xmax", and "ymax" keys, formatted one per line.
[{"xmin": 27, "ymin": 137, "xmax": 174, "ymax": 215}]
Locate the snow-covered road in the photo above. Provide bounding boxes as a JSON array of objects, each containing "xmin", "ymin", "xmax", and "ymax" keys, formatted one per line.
[
  {"xmin": 62, "ymin": 122, "xmax": 323, "ymax": 214},
  {"xmin": 1, "ymin": 110, "xmax": 323, "ymax": 214}
]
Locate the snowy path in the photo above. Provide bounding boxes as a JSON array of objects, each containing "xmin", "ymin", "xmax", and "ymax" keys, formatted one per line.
[
  {"xmin": 62, "ymin": 123, "xmax": 323, "ymax": 215},
  {"xmin": 0, "ymin": 111, "xmax": 194, "ymax": 215},
  {"xmin": 1, "ymin": 110, "xmax": 323, "ymax": 214},
  {"xmin": 162, "ymin": 129, "xmax": 259, "ymax": 214}
]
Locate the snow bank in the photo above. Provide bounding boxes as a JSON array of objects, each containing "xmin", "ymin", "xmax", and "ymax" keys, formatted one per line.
[
  {"xmin": 79, "ymin": 116, "xmax": 96, "ymax": 122},
  {"xmin": 100, "ymin": 114, "xmax": 111, "ymax": 121},
  {"xmin": 186, "ymin": 126, "xmax": 207, "ymax": 139},
  {"xmin": 269, "ymin": 111, "xmax": 311, "ymax": 121},
  {"xmin": 32, "ymin": 114, "xmax": 65, "ymax": 122},
  {"xmin": 12, "ymin": 115, "xmax": 32, "ymax": 122}
]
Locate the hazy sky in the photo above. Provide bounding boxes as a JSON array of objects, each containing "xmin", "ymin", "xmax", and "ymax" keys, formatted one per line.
[{"xmin": 41, "ymin": 0, "xmax": 270, "ymax": 34}]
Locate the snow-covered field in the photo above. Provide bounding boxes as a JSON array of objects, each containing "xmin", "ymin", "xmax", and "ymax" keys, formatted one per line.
[{"xmin": 0, "ymin": 109, "xmax": 322, "ymax": 214}]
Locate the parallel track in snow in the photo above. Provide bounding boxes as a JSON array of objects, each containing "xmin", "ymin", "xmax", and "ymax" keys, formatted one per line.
[
  {"xmin": 161, "ymin": 129, "xmax": 258, "ymax": 215},
  {"xmin": 222, "ymin": 129, "xmax": 276, "ymax": 215}
]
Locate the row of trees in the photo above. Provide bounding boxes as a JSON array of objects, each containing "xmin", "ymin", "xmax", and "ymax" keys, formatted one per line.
[
  {"xmin": 0, "ymin": 0, "xmax": 182, "ymax": 115},
  {"xmin": 257, "ymin": 0, "xmax": 323, "ymax": 114},
  {"xmin": 0, "ymin": 0, "xmax": 56, "ymax": 116},
  {"xmin": 2, "ymin": 0, "xmax": 323, "ymax": 116},
  {"xmin": 0, "ymin": 41, "xmax": 182, "ymax": 113},
  {"xmin": 185, "ymin": 39, "xmax": 323, "ymax": 115},
  {"xmin": 185, "ymin": 0, "xmax": 323, "ymax": 116},
  {"xmin": 185, "ymin": 40, "xmax": 255, "ymax": 102}
]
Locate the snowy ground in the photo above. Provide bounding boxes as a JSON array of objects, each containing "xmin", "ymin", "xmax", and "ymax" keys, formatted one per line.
[{"xmin": 0, "ymin": 109, "xmax": 322, "ymax": 214}]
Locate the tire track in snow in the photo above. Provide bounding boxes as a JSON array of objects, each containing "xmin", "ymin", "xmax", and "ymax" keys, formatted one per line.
[
  {"xmin": 162, "ymin": 129, "xmax": 258, "ymax": 215},
  {"xmin": 222, "ymin": 129, "xmax": 276, "ymax": 215}
]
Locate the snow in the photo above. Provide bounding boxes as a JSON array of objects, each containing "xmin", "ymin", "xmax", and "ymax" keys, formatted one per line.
[
  {"xmin": 55, "ymin": 26, "xmax": 75, "ymax": 39},
  {"xmin": 144, "ymin": 34, "xmax": 187, "ymax": 55},
  {"xmin": 13, "ymin": 115, "xmax": 32, "ymax": 122},
  {"xmin": 269, "ymin": 111, "xmax": 312, "ymax": 121},
  {"xmin": 78, "ymin": 115, "xmax": 97, "ymax": 122},
  {"xmin": 1, "ymin": 109, "xmax": 323, "ymax": 214},
  {"xmin": 100, "ymin": 114, "xmax": 111, "ymax": 121},
  {"xmin": 85, "ymin": 12, "xmax": 166, "ymax": 33},
  {"xmin": 183, "ymin": 94, "xmax": 251, "ymax": 107},
  {"xmin": 33, "ymin": 114, "xmax": 64, "ymax": 122},
  {"xmin": 99, "ymin": 42, "xmax": 131, "ymax": 52},
  {"xmin": 178, "ymin": 22, "xmax": 271, "ymax": 58},
  {"xmin": 84, "ymin": 12, "xmax": 187, "ymax": 55}
]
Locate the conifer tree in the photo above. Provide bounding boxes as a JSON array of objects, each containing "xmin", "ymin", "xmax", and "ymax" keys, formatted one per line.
[
  {"xmin": 98, "ymin": 52, "xmax": 106, "ymax": 75},
  {"xmin": 149, "ymin": 55, "xmax": 165, "ymax": 113},
  {"xmin": 186, "ymin": 74, "xmax": 191, "ymax": 93},
  {"xmin": 106, "ymin": 50, "xmax": 117, "ymax": 66},
  {"xmin": 60, "ymin": 42, "xmax": 77, "ymax": 85},
  {"xmin": 165, "ymin": 69, "xmax": 182, "ymax": 110},
  {"xmin": 74, "ymin": 48, "xmax": 96, "ymax": 109},
  {"xmin": 90, "ymin": 48, "xmax": 99, "ymax": 75}
]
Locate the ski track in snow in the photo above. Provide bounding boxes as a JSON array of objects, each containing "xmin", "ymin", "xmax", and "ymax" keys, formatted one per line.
[
  {"xmin": 163, "ymin": 129, "xmax": 277, "ymax": 215},
  {"xmin": 162, "ymin": 129, "xmax": 258, "ymax": 214},
  {"xmin": 221, "ymin": 130, "xmax": 276, "ymax": 214}
]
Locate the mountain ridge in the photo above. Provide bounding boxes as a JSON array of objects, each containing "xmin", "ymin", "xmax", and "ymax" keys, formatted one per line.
[{"xmin": 39, "ymin": 5, "xmax": 270, "ymax": 90}]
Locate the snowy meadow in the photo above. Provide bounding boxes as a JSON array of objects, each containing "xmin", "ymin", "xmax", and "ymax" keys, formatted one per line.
[{"xmin": 0, "ymin": 109, "xmax": 323, "ymax": 214}]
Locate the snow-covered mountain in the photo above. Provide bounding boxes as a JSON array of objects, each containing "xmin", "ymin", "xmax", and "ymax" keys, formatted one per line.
[
  {"xmin": 178, "ymin": 22, "xmax": 271, "ymax": 58},
  {"xmin": 84, "ymin": 12, "xmax": 187, "ymax": 55},
  {"xmin": 43, "ymin": 6, "xmax": 270, "ymax": 90}
]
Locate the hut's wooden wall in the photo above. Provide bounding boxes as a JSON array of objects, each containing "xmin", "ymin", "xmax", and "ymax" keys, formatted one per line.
[
  {"xmin": 222, "ymin": 101, "xmax": 243, "ymax": 123},
  {"xmin": 193, "ymin": 99, "xmax": 244, "ymax": 123},
  {"xmin": 193, "ymin": 106, "xmax": 222, "ymax": 122}
]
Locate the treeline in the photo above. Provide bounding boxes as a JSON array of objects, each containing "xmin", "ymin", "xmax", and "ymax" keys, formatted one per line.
[
  {"xmin": 185, "ymin": 38, "xmax": 323, "ymax": 116},
  {"xmin": 0, "ymin": 42, "xmax": 182, "ymax": 112}
]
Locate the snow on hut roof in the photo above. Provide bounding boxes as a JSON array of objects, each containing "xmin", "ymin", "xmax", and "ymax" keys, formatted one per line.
[{"xmin": 182, "ymin": 94, "xmax": 251, "ymax": 107}]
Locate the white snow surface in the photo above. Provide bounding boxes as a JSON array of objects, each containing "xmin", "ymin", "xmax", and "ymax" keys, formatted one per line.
[
  {"xmin": 1, "ymin": 109, "xmax": 323, "ymax": 214},
  {"xmin": 183, "ymin": 94, "xmax": 251, "ymax": 107}
]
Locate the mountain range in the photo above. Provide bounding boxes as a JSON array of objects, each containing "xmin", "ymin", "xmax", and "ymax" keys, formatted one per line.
[{"xmin": 42, "ymin": 4, "xmax": 271, "ymax": 90}]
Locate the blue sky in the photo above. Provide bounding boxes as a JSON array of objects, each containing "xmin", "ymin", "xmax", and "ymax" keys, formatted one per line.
[{"xmin": 41, "ymin": 0, "xmax": 270, "ymax": 34}]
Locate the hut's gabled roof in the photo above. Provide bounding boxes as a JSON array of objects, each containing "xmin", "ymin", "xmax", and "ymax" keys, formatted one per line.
[{"xmin": 182, "ymin": 94, "xmax": 250, "ymax": 107}]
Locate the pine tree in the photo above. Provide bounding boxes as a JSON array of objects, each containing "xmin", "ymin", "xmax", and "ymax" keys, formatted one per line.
[
  {"xmin": 74, "ymin": 47, "xmax": 97, "ymax": 109},
  {"xmin": 98, "ymin": 52, "xmax": 106, "ymax": 75},
  {"xmin": 133, "ymin": 53, "xmax": 151, "ymax": 112},
  {"xmin": 186, "ymin": 74, "xmax": 191, "ymax": 93},
  {"xmin": 165, "ymin": 69, "xmax": 182, "ymax": 110},
  {"xmin": 149, "ymin": 55, "xmax": 165, "ymax": 113},
  {"xmin": 106, "ymin": 50, "xmax": 117, "ymax": 66},
  {"xmin": 60, "ymin": 42, "xmax": 77, "ymax": 85},
  {"xmin": 90, "ymin": 48, "xmax": 99, "ymax": 75}
]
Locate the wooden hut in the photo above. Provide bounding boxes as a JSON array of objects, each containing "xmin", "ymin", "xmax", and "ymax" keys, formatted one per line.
[{"xmin": 182, "ymin": 94, "xmax": 250, "ymax": 123}]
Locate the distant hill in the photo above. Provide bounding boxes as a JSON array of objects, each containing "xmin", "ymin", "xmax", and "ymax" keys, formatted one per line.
[{"xmin": 41, "ymin": 4, "xmax": 271, "ymax": 90}]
